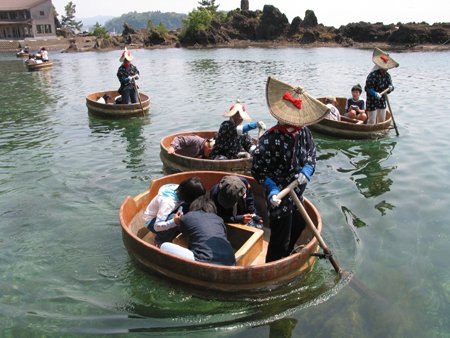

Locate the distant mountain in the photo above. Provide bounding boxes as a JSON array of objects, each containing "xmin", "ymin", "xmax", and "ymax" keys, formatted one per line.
[
  {"xmin": 80, "ymin": 16, "xmax": 115, "ymax": 31},
  {"xmin": 104, "ymin": 11, "xmax": 187, "ymax": 33}
]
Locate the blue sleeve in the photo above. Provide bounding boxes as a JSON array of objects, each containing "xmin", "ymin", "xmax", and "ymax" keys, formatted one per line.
[
  {"xmin": 242, "ymin": 122, "xmax": 257, "ymax": 134},
  {"xmin": 368, "ymin": 87, "xmax": 377, "ymax": 97},
  {"xmin": 300, "ymin": 164, "xmax": 314, "ymax": 180},
  {"xmin": 264, "ymin": 177, "xmax": 280, "ymax": 199}
]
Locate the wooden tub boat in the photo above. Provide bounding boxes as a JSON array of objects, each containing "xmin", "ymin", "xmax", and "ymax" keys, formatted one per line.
[
  {"xmin": 86, "ymin": 90, "xmax": 150, "ymax": 118},
  {"xmin": 25, "ymin": 61, "xmax": 53, "ymax": 71},
  {"xmin": 120, "ymin": 171, "xmax": 322, "ymax": 293},
  {"xmin": 160, "ymin": 131, "xmax": 254, "ymax": 174},
  {"xmin": 309, "ymin": 97, "xmax": 393, "ymax": 139},
  {"xmin": 16, "ymin": 51, "xmax": 29, "ymax": 58}
]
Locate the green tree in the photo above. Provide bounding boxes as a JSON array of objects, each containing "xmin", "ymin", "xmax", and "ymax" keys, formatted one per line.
[
  {"xmin": 197, "ymin": 0, "xmax": 219, "ymax": 13},
  {"xmin": 92, "ymin": 22, "xmax": 109, "ymax": 39},
  {"xmin": 182, "ymin": 9, "xmax": 214, "ymax": 33},
  {"xmin": 61, "ymin": 1, "xmax": 82, "ymax": 32}
]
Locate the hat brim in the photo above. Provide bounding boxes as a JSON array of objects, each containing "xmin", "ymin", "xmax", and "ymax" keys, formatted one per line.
[
  {"xmin": 266, "ymin": 77, "xmax": 330, "ymax": 127},
  {"xmin": 223, "ymin": 103, "xmax": 251, "ymax": 121},
  {"xmin": 372, "ymin": 47, "xmax": 399, "ymax": 70}
]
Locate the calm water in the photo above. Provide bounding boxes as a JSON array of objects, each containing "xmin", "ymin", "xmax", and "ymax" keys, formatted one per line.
[{"xmin": 0, "ymin": 47, "xmax": 449, "ymax": 337}]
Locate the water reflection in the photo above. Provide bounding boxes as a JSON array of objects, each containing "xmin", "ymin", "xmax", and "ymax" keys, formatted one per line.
[
  {"xmin": 346, "ymin": 141, "xmax": 397, "ymax": 199},
  {"xmin": 269, "ymin": 317, "xmax": 298, "ymax": 338},
  {"xmin": 88, "ymin": 115, "xmax": 149, "ymax": 172}
]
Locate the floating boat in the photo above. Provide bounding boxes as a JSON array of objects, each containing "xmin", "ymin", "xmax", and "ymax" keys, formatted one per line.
[
  {"xmin": 119, "ymin": 171, "xmax": 322, "ymax": 293},
  {"xmin": 160, "ymin": 131, "xmax": 254, "ymax": 174},
  {"xmin": 25, "ymin": 61, "xmax": 53, "ymax": 71},
  {"xmin": 16, "ymin": 51, "xmax": 29, "ymax": 58},
  {"xmin": 309, "ymin": 97, "xmax": 393, "ymax": 139},
  {"xmin": 86, "ymin": 90, "xmax": 150, "ymax": 118}
]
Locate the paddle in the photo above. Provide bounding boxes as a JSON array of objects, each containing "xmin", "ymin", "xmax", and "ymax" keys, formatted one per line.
[
  {"xmin": 384, "ymin": 93, "xmax": 399, "ymax": 136},
  {"xmin": 131, "ymin": 76, "xmax": 144, "ymax": 116},
  {"xmin": 275, "ymin": 180, "xmax": 343, "ymax": 276}
]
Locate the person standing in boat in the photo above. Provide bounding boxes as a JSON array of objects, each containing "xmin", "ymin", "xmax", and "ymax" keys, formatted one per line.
[
  {"xmin": 39, "ymin": 47, "xmax": 49, "ymax": 62},
  {"xmin": 251, "ymin": 77, "xmax": 329, "ymax": 262},
  {"xmin": 117, "ymin": 48, "xmax": 140, "ymax": 104},
  {"xmin": 210, "ymin": 100, "xmax": 266, "ymax": 160},
  {"xmin": 365, "ymin": 48, "xmax": 398, "ymax": 124}
]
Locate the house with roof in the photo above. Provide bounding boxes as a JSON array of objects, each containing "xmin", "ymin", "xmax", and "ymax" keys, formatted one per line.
[{"xmin": 0, "ymin": 0, "xmax": 56, "ymax": 39}]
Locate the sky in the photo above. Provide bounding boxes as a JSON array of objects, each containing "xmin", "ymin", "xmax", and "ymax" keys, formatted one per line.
[{"xmin": 52, "ymin": 0, "xmax": 449, "ymax": 28}]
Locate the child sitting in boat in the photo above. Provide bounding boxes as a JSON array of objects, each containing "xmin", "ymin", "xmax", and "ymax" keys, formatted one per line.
[
  {"xmin": 210, "ymin": 175, "xmax": 263, "ymax": 229},
  {"xmin": 324, "ymin": 96, "xmax": 341, "ymax": 121},
  {"xmin": 345, "ymin": 84, "xmax": 367, "ymax": 122},
  {"xmin": 143, "ymin": 177, "xmax": 206, "ymax": 246},
  {"xmin": 160, "ymin": 194, "xmax": 236, "ymax": 266},
  {"xmin": 96, "ymin": 94, "xmax": 114, "ymax": 105},
  {"xmin": 210, "ymin": 100, "xmax": 266, "ymax": 160},
  {"xmin": 167, "ymin": 135, "xmax": 215, "ymax": 159}
]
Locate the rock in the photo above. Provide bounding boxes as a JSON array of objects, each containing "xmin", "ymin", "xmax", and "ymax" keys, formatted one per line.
[
  {"xmin": 257, "ymin": 5, "xmax": 289, "ymax": 40},
  {"xmin": 301, "ymin": 10, "xmax": 318, "ymax": 28}
]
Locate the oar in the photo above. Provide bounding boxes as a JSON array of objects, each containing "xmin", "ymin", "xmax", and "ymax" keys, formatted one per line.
[
  {"xmin": 132, "ymin": 77, "xmax": 145, "ymax": 116},
  {"xmin": 276, "ymin": 180, "xmax": 343, "ymax": 275},
  {"xmin": 384, "ymin": 93, "xmax": 399, "ymax": 136}
]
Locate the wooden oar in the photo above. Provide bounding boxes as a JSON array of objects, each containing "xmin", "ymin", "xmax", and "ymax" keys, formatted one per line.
[
  {"xmin": 384, "ymin": 93, "xmax": 399, "ymax": 136},
  {"xmin": 276, "ymin": 180, "xmax": 343, "ymax": 275},
  {"xmin": 132, "ymin": 78, "xmax": 145, "ymax": 116}
]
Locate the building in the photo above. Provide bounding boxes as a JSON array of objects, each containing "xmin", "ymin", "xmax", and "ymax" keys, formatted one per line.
[{"xmin": 0, "ymin": 0, "xmax": 56, "ymax": 39}]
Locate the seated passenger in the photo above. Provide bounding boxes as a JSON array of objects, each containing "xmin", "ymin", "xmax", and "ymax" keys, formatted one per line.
[
  {"xmin": 143, "ymin": 177, "xmax": 206, "ymax": 246},
  {"xmin": 345, "ymin": 84, "xmax": 367, "ymax": 122},
  {"xmin": 160, "ymin": 195, "xmax": 236, "ymax": 266},
  {"xmin": 209, "ymin": 100, "xmax": 266, "ymax": 160},
  {"xmin": 167, "ymin": 135, "xmax": 215, "ymax": 159},
  {"xmin": 210, "ymin": 175, "xmax": 263, "ymax": 228},
  {"xmin": 324, "ymin": 96, "xmax": 341, "ymax": 121},
  {"xmin": 40, "ymin": 47, "xmax": 49, "ymax": 62},
  {"xmin": 97, "ymin": 94, "xmax": 114, "ymax": 104}
]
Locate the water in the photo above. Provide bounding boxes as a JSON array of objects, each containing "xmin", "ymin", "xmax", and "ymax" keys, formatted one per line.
[{"xmin": 0, "ymin": 47, "xmax": 449, "ymax": 337}]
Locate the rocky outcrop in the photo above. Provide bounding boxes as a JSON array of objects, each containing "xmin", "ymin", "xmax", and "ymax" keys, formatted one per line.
[
  {"xmin": 302, "ymin": 10, "xmax": 318, "ymax": 28},
  {"xmin": 388, "ymin": 24, "xmax": 450, "ymax": 44},
  {"xmin": 256, "ymin": 5, "xmax": 289, "ymax": 40},
  {"xmin": 241, "ymin": 0, "xmax": 249, "ymax": 11},
  {"xmin": 90, "ymin": 4, "xmax": 450, "ymax": 50}
]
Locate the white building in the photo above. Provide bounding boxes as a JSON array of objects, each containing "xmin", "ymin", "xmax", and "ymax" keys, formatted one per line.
[{"xmin": 0, "ymin": 0, "xmax": 56, "ymax": 39}]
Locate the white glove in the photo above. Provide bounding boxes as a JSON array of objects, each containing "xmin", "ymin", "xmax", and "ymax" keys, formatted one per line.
[
  {"xmin": 388, "ymin": 85, "xmax": 394, "ymax": 92},
  {"xmin": 270, "ymin": 195, "xmax": 282, "ymax": 207},
  {"xmin": 297, "ymin": 173, "xmax": 308, "ymax": 186},
  {"xmin": 257, "ymin": 121, "xmax": 266, "ymax": 130},
  {"xmin": 375, "ymin": 92, "xmax": 382, "ymax": 99}
]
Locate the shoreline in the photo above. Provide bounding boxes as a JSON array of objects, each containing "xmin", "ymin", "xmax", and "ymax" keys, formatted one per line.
[{"xmin": 3, "ymin": 37, "xmax": 450, "ymax": 53}]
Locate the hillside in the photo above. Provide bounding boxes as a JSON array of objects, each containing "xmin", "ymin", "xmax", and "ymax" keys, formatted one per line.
[{"xmin": 104, "ymin": 11, "xmax": 187, "ymax": 32}]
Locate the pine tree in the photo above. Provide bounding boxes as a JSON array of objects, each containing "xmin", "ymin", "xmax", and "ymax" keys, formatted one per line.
[
  {"xmin": 61, "ymin": 1, "xmax": 83, "ymax": 33},
  {"xmin": 197, "ymin": 0, "xmax": 219, "ymax": 13}
]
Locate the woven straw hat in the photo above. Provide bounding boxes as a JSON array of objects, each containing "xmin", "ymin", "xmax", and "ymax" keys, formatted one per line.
[
  {"xmin": 372, "ymin": 47, "xmax": 399, "ymax": 70},
  {"xmin": 223, "ymin": 99, "xmax": 251, "ymax": 121},
  {"xmin": 266, "ymin": 76, "xmax": 329, "ymax": 127},
  {"xmin": 119, "ymin": 47, "xmax": 134, "ymax": 62}
]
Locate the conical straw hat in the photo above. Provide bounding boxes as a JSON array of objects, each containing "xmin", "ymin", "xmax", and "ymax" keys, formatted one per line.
[
  {"xmin": 266, "ymin": 76, "xmax": 329, "ymax": 127},
  {"xmin": 119, "ymin": 47, "xmax": 134, "ymax": 62},
  {"xmin": 223, "ymin": 99, "xmax": 251, "ymax": 121},
  {"xmin": 372, "ymin": 47, "xmax": 399, "ymax": 70}
]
